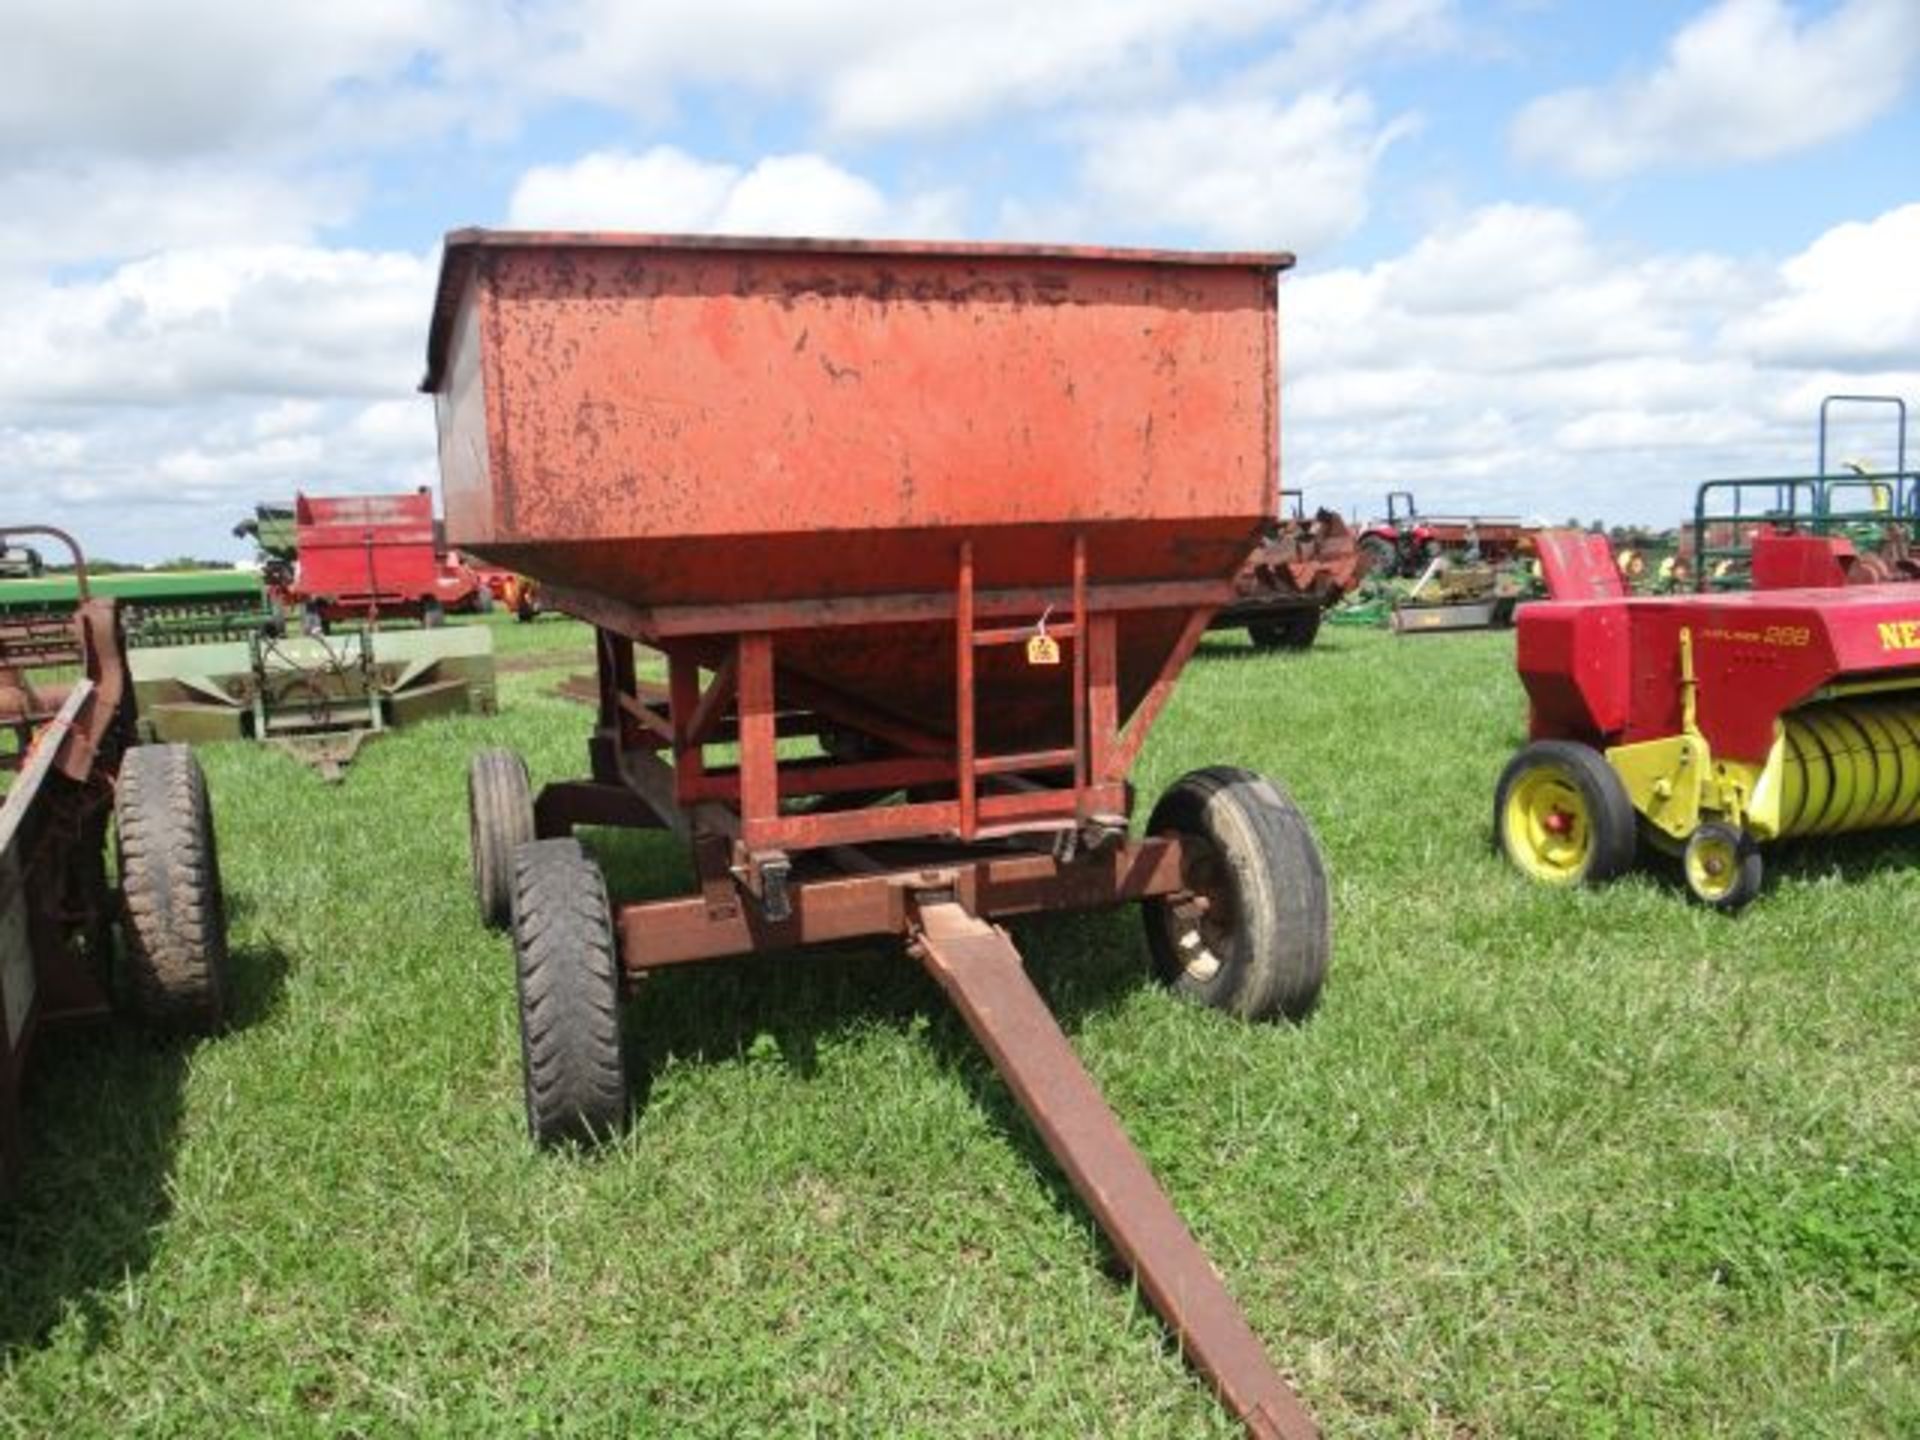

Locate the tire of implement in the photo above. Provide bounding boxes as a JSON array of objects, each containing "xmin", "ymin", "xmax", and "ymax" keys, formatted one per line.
[
  {"xmin": 115, "ymin": 743, "xmax": 231, "ymax": 1032},
  {"xmin": 510, "ymin": 838, "xmax": 629, "ymax": 1146}
]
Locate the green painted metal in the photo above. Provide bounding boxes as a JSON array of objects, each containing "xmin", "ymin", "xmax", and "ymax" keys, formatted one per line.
[
  {"xmin": 1324, "ymin": 596, "xmax": 1391, "ymax": 627},
  {"xmin": 0, "ymin": 568, "xmax": 273, "ymax": 647},
  {"xmin": 130, "ymin": 623, "xmax": 496, "ymax": 777},
  {"xmin": 0, "ymin": 568, "xmax": 263, "ymax": 612},
  {"xmin": 1689, "ymin": 470, "xmax": 1920, "ymax": 591}
]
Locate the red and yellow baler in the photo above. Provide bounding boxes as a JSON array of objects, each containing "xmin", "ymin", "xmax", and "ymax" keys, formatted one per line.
[{"xmin": 1499, "ymin": 529, "xmax": 1920, "ymax": 909}]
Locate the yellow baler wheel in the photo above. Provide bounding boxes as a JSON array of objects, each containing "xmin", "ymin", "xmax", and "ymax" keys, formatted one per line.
[
  {"xmin": 1683, "ymin": 821, "xmax": 1763, "ymax": 911},
  {"xmin": 1495, "ymin": 741, "xmax": 1637, "ymax": 886}
]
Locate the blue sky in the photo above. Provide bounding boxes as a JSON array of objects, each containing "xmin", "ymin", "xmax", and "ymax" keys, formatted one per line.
[{"xmin": 3, "ymin": 0, "xmax": 1917, "ymax": 559}]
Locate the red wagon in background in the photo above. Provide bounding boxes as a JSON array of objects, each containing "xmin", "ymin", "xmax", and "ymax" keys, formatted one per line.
[
  {"xmin": 286, "ymin": 489, "xmax": 483, "ymax": 630},
  {"xmin": 428, "ymin": 230, "xmax": 1330, "ymax": 1438}
]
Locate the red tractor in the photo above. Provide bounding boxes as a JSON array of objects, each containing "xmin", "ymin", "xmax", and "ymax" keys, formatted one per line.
[{"xmin": 1359, "ymin": 490, "xmax": 1533, "ymax": 578}]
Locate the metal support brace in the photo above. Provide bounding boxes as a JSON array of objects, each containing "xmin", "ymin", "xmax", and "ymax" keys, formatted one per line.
[{"xmin": 909, "ymin": 901, "xmax": 1317, "ymax": 1440}]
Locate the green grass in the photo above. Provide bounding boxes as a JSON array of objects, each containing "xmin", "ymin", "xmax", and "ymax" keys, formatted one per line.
[{"xmin": 2, "ymin": 617, "xmax": 1915, "ymax": 1436}]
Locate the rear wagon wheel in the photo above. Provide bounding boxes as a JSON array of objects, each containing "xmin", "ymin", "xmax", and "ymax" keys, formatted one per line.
[
  {"xmin": 470, "ymin": 747, "xmax": 536, "ymax": 928},
  {"xmin": 115, "ymin": 743, "xmax": 230, "ymax": 1032},
  {"xmin": 1247, "ymin": 608, "xmax": 1322, "ymax": 651},
  {"xmin": 1143, "ymin": 766, "xmax": 1331, "ymax": 1022},
  {"xmin": 511, "ymin": 839, "xmax": 629, "ymax": 1146}
]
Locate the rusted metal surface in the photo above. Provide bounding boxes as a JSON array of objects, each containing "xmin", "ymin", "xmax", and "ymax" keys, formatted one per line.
[
  {"xmin": 0, "ymin": 529, "xmax": 130, "ymax": 782},
  {"xmin": 1216, "ymin": 509, "xmax": 1370, "ymax": 632},
  {"xmin": 425, "ymin": 229, "xmax": 1283, "ymax": 751},
  {"xmin": 616, "ymin": 837, "xmax": 1186, "ymax": 969},
  {"xmin": 1, "ymin": 684, "xmax": 94, "ymax": 1182},
  {"xmin": 910, "ymin": 902, "xmax": 1317, "ymax": 1439}
]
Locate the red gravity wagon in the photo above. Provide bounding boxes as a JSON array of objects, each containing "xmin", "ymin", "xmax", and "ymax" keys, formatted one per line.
[{"xmin": 427, "ymin": 230, "xmax": 1332, "ymax": 1438}]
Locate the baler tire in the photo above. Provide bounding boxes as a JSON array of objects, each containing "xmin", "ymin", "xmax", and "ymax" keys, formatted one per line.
[
  {"xmin": 1143, "ymin": 767, "xmax": 1331, "ymax": 1022},
  {"xmin": 1683, "ymin": 822, "xmax": 1763, "ymax": 912},
  {"xmin": 114, "ymin": 744, "xmax": 230, "ymax": 1033},
  {"xmin": 1494, "ymin": 740, "xmax": 1636, "ymax": 887},
  {"xmin": 511, "ymin": 839, "xmax": 629, "ymax": 1147},
  {"xmin": 1247, "ymin": 608, "xmax": 1322, "ymax": 651},
  {"xmin": 471, "ymin": 748, "xmax": 537, "ymax": 928}
]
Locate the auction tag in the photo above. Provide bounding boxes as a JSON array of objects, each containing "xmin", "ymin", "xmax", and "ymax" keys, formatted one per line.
[{"xmin": 1026, "ymin": 633, "xmax": 1061, "ymax": 665}]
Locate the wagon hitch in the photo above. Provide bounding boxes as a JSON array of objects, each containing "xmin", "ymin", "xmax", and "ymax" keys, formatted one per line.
[{"xmin": 907, "ymin": 900, "xmax": 1318, "ymax": 1440}]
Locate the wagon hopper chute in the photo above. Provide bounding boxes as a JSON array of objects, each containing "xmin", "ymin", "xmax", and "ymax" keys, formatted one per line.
[{"xmin": 430, "ymin": 230, "xmax": 1331, "ymax": 1438}]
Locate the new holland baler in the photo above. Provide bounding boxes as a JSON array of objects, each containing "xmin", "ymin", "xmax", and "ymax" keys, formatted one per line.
[{"xmin": 1499, "ymin": 529, "xmax": 1920, "ymax": 909}]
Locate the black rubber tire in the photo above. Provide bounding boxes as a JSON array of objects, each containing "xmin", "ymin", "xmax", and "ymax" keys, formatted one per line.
[
  {"xmin": 470, "ymin": 748, "xmax": 536, "ymax": 928},
  {"xmin": 1683, "ymin": 821, "xmax": 1764, "ymax": 912},
  {"xmin": 1359, "ymin": 535, "xmax": 1399, "ymax": 579},
  {"xmin": 511, "ymin": 838, "xmax": 629, "ymax": 1146},
  {"xmin": 1493, "ymin": 740, "xmax": 1637, "ymax": 886},
  {"xmin": 114, "ymin": 744, "xmax": 230, "ymax": 1032},
  {"xmin": 423, "ymin": 598, "xmax": 446, "ymax": 629},
  {"xmin": 1247, "ymin": 608, "xmax": 1322, "ymax": 651},
  {"xmin": 1142, "ymin": 767, "xmax": 1331, "ymax": 1022}
]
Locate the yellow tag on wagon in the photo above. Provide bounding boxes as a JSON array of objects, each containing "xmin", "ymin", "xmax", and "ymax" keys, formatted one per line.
[{"xmin": 1026, "ymin": 633, "xmax": 1061, "ymax": 665}]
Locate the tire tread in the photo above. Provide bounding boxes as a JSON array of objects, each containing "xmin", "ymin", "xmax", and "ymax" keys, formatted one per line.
[{"xmin": 511, "ymin": 838, "xmax": 628, "ymax": 1146}]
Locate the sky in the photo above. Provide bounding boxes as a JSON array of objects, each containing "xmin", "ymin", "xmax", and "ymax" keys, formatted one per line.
[{"xmin": 3, "ymin": 0, "xmax": 1918, "ymax": 561}]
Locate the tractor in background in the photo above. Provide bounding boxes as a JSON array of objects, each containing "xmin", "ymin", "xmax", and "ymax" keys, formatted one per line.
[{"xmin": 1358, "ymin": 490, "xmax": 1534, "ymax": 579}]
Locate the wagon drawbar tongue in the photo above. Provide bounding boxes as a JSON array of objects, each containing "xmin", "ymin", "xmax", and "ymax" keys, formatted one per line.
[{"xmin": 912, "ymin": 902, "xmax": 1318, "ymax": 1440}]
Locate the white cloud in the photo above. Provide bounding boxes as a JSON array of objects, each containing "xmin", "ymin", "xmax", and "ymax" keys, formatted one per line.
[
  {"xmin": 2, "ymin": 242, "xmax": 439, "ymax": 557},
  {"xmin": 1512, "ymin": 0, "xmax": 1920, "ymax": 180},
  {"xmin": 0, "ymin": 246, "xmax": 435, "ymax": 410},
  {"xmin": 1724, "ymin": 203, "xmax": 1920, "ymax": 370},
  {"xmin": 507, "ymin": 0, "xmax": 1315, "ymax": 138},
  {"xmin": 0, "ymin": 0, "xmax": 454, "ymax": 159},
  {"xmin": 506, "ymin": 147, "xmax": 962, "ymax": 238},
  {"xmin": 0, "ymin": 0, "xmax": 1452, "ymax": 172},
  {"xmin": 1070, "ymin": 91, "xmax": 1416, "ymax": 252},
  {"xmin": 1283, "ymin": 202, "xmax": 1920, "ymax": 524},
  {"xmin": 1239, "ymin": 0, "xmax": 1460, "ymax": 90},
  {"xmin": 0, "ymin": 161, "xmax": 358, "ymax": 268}
]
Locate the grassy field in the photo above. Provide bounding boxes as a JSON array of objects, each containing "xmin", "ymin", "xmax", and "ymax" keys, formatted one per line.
[{"xmin": 2, "ymin": 615, "xmax": 1915, "ymax": 1437}]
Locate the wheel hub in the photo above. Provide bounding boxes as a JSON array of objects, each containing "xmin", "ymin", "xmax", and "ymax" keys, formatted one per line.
[{"xmin": 1169, "ymin": 836, "xmax": 1234, "ymax": 984}]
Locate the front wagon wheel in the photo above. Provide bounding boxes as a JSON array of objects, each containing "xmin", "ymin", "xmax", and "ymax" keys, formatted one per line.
[
  {"xmin": 1142, "ymin": 766, "xmax": 1331, "ymax": 1022},
  {"xmin": 511, "ymin": 839, "xmax": 629, "ymax": 1147}
]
